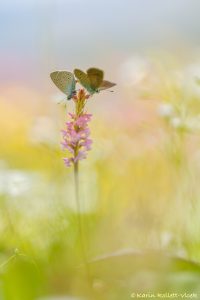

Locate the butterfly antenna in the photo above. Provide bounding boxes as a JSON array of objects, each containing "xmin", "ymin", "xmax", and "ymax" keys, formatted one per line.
[{"xmin": 57, "ymin": 97, "xmax": 68, "ymax": 110}]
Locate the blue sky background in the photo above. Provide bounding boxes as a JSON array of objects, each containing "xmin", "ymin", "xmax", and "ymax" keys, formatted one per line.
[{"xmin": 1, "ymin": 0, "xmax": 200, "ymax": 89}]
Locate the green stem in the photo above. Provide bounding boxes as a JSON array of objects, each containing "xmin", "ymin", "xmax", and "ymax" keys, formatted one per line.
[
  {"xmin": 74, "ymin": 162, "xmax": 91, "ymax": 283},
  {"xmin": 0, "ymin": 254, "xmax": 16, "ymax": 270}
]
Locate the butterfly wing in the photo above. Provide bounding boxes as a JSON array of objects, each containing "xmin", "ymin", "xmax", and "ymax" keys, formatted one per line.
[
  {"xmin": 87, "ymin": 68, "xmax": 104, "ymax": 91},
  {"xmin": 74, "ymin": 68, "xmax": 95, "ymax": 94},
  {"xmin": 50, "ymin": 71, "xmax": 76, "ymax": 99},
  {"xmin": 99, "ymin": 80, "xmax": 116, "ymax": 91}
]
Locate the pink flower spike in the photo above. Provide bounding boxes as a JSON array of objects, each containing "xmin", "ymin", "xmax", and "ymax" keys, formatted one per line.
[
  {"xmin": 63, "ymin": 157, "xmax": 74, "ymax": 167},
  {"xmin": 61, "ymin": 111, "xmax": 93, "ymax": 168},
  {"xmin": 61, "ymin": 142, "xmax": 74, "ymax": 153},
  {"xmin": 61, "ymin": 129, "xmax": 67, "ymax": 137},
  {"xmin": 76, "ymin": 114, "xmax": 92, "ymax": 127},
  {"xmin": 80, "ymin": 139, "xmax": 93, "ymax": 150},
  {"xmin": 74, "ymin": 151, "xmax": 87, "ymax": 163}
]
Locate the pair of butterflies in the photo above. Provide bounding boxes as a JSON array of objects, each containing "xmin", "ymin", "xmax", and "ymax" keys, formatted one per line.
[{"xmin": 50, "ymin": 68, "xmax": 116, "ymax": 100}]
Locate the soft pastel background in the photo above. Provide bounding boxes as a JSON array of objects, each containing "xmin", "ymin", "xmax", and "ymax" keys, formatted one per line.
[{"xmin": 1, "ymin": 0, "xmax": 200, "ymax": 299}]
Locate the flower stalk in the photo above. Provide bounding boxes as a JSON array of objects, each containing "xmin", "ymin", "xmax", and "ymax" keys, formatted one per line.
[
  {"xmin": 74, "ymin": 160, "xmax": 91, "ymax": 281},
  {"xmin": 61, "ymin": 89, "xmax": 92, "ymax": 280}
]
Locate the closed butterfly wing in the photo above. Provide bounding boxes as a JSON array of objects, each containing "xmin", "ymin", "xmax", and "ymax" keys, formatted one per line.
[
  {"xmin": 87, "ymin": 68, "xmax": 104, "ymax": 91},
  {"xmin": 50, "ymin": 71, "xmax": 76, "ymax": 100},
  {"xmin": 74, "ymin": 69, "xmax": 94, "ymax": 94},
  {"xmin": 99, "ymin": 80, "xmax": 116, "ymax": 91}
]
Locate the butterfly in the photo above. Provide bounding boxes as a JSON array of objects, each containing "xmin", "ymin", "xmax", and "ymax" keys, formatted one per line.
[
  {"xmin": 50, "ymin": 71, "xmax": 76, "ymax": 100},
  {"xmin": 74, "ymin": 67, "xmax": 116, "ymax": 95}
]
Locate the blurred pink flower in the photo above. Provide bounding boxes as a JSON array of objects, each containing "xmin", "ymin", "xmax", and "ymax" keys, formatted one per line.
[{"xmin": 61, "ymin": 113, "xmax": 92, "ymax": 167}]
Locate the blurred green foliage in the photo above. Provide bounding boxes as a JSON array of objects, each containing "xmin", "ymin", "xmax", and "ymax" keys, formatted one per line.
[{"xmin": 1, "ymin": 56, "xmax": 200, "ymax": 299}]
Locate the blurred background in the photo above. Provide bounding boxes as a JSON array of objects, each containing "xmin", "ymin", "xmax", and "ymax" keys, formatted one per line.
[{"xmin": 1, "ymin": 0, "xmax": 200, "ymax": 299}]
